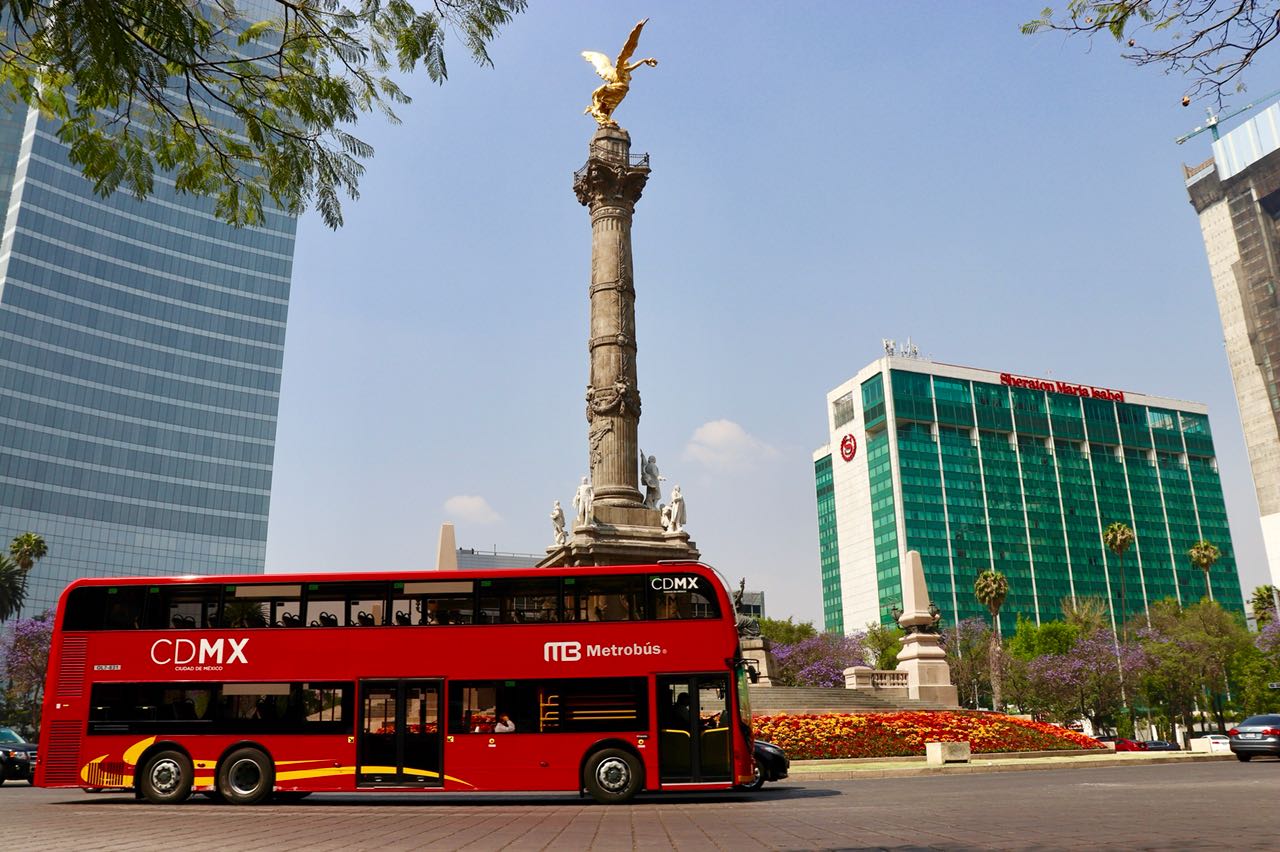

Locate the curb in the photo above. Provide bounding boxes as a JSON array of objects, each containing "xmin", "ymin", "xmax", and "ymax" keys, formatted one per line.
[
  {"xmin": 782, "ymin": 752, "xmax": 1235, "ymax": 781},
  {"xmin": 791, "ymin": 748, "xmax": 1104, "ymax": 766}
]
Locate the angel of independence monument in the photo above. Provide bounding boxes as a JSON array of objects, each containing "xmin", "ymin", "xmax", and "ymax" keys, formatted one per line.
[{"xmin": 542, "ymin": 20, "xmax": 698, "ymax": 568}]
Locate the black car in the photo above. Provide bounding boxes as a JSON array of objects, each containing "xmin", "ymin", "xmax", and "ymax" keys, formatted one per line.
[
  {"xmin": 740, "ymin": 740, "xmax": 789, "ymax": 791},
  {"xmin": 1229, "ymin": 714, "xmax": 1280, "ymax": 761},
  {"xmin": 1143, "ymin": 739, "xmax": 1182, "ymax": 751},
  {"xmin": 0, "ymin": 727, "xmax": 37, "ymax": 785}
]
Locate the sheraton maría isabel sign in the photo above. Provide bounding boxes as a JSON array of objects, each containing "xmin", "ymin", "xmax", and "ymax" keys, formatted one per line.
[{"xmin": 999, "ymin": 371, "xmax": 1125, "ymax": 403}]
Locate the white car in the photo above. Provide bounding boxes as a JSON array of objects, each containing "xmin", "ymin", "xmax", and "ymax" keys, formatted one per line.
[{"xmin": 1191, "ymin": 734, "xmax": 1231, "ymax": 754}]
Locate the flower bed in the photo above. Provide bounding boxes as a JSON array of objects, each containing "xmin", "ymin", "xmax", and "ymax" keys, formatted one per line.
[{"xmin": 753, "ymin": 711, "xmax": 1103, "ymax": 760}]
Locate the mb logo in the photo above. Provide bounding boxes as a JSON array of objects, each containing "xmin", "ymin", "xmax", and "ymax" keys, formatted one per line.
[{"xmin": 544, "ymin": 641, "xmax": 582, "ymax": 662}]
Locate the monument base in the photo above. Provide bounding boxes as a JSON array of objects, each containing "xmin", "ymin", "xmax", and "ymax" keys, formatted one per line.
[
  {"xmin": 540, "ymin": 517, "xmax": 700, "ymax": 567},
  {"xmin": 738, "ymin": 636, "xmax": 776, "ymax": 686},
  {"xmin": 896, "ymin": 656, "xmax": 960, "ymax": 706}
]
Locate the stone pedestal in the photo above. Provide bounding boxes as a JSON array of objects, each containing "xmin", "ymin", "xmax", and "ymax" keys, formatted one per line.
[
  {"xmin": 542, "ymin": 124, "xmax": 699, "ymax": 568},
  {"xmin": 895, "ymin": 550, "xmax": 959, "ymax": 707},
  {"xmin": 739, "ymin": 637, "xmax": 776, "ymax": 687},
  {"xmin": 925, "ymin": 741, "xmax": 970, "ymax": 765}
]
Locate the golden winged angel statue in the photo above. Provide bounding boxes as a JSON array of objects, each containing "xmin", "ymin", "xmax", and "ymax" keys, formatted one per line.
[{"xmin": 582, "ymin": 19, "xmax": 658, "ymax": 127}]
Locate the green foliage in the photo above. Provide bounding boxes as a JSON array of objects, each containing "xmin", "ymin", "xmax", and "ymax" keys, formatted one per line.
[
  {"xmin": 757, "ymin": 616, "xmax": 817, "ymax": 646},
  {"xmin": 1061, "ymin": 596, "xmax": 1108, "ymax": 633},
  {"xmin": 1252, "ymin": 585, "xmax": 1278, "ymax": 628},
  {"xmin": 862, "ymin": 620, "xmax": 904, "ymax": 670},
  {"xmin": 973, "ymin": 569, "xmax": 1009, "ymax": 620},
  {"xmin": 8, "ymin": 532, "xmax": 47, "ymax": 573},
  {"xmin": 1006, "ymin": 616, "xmax": 1079, "ymax": 661},
  {"xmin": 1187, "ymin": 539, "xmax": 1221, "ymax": 600},
  {"xmin": 0, "ymin": 532, "xmax": 46, "ymax": 623},
  {"xmin": 0, "ymin": 0, "xmax": 527, "ymax": 228},
  {"xmin": 1139, "ymin": 598, "xmax": 1260, "ymax": 733},
  {"xmin": 0, "ymin": 554, "xmax": 25, "ymax": 622},
  {"xmin": 1102, "ymin": 521, "xmax": 1134, "ymax": 559}
]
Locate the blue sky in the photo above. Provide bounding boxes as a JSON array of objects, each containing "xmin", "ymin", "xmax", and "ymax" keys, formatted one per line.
[{"xmin": 263, "ymin": 2, "xmax": 1280, "ymax": 625}]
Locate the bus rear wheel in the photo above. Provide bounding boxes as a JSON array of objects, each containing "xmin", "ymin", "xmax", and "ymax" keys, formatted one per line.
[
  {"xmin": 583, "ymin": 748, "xmax": 643, "ymax": 804},
  {"xmin": 140, "ymin": 750, "xmax": 193, "ymax": 805},
  {"xmin": 217, "ymin": 747, "xmax": 274, "ymax": 806}
]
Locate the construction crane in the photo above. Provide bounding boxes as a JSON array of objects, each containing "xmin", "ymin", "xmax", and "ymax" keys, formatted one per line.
[{"xmin": 1175, "ymin": 88, "xmax": 1280, "ymax": 144}]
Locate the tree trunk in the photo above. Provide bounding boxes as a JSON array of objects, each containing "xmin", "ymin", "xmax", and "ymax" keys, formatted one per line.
[
  {"xmin": 1202, "ymin": 568, "xmax": 1213, "ymax": 602},
  {"xmin": 1211, "ymin": 690, "xmax": 1226, "ymax": 732},
  {"xmin": 989, "ymin": 614, "xmax": 1003, "ymax": 712}
]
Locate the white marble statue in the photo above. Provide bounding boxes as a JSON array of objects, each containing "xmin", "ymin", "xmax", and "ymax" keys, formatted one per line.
[
  {"xmin": 550, "ymin": 500, "xmax": 568, "ymax": 545},
  {"xmin": 662, "ymin": 484, "xmax": 685, "ymax": 533},
  {"xmin": 573, "ymin": 476, "xmax": 594, "ymax": 527},
  {"xmin": 640, "ymin": 449, "xmax": 664, "ymax": 509}
]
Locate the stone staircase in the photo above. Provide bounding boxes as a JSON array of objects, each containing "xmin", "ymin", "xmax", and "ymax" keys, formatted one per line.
[{"xmin": 747, "ymin": 686, "xmax": 956, "ymax": 715}]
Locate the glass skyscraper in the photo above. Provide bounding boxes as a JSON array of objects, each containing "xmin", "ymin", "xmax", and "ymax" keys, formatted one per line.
[
  {"xmin": 1185, "ymin": 104, "xmax": 1280, "ymax": 598},
  {"xmin": 814, "ymin": 354, "xmax": 1246, "ymax": 636},
  {"xmin": 0, "ymin": 75, "xmax": 297, "ymax": 613}
]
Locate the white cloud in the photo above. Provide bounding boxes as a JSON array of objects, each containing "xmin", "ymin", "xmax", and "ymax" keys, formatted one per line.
[
  {"xmin": 443, "ymin": 495, "xmax": 501, "ymax": 524},
  {"xmin": 682, "ymin": 419, "xmax": 778, "ymax": 473}
]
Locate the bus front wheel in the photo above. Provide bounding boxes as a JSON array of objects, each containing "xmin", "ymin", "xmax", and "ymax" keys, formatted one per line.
[
  {"xmin": 583, "ymin": 748, "xmax": 643, "ymax": 804},
  {"xmin": 139, "ymin": 750, "xmax": 193, "ymax": 805},
  {"xmin": 217, "ymin": 747, "xmax": 274, "ymax": 806}
]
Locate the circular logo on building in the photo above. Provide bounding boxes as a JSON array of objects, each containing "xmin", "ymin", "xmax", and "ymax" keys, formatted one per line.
[{"xmin": 840, "ymin": 434, "xmax": 857, "ymax": 462}]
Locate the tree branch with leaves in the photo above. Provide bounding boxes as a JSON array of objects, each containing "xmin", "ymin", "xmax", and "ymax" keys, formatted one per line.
[
  {"xmin": 0, "ymin": 0, "xmax": 527, "ymax": 228},
  {"xmin": 1023, "ymin": 1, "xmax": 1280, "ymax": 107}
]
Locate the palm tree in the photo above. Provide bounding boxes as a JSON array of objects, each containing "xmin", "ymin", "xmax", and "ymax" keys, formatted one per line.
[
  {"xmin": 1102, "ymin": 521, "xmax": 1135, "ymax": 639},
  {"xmin": 0, "ymin": 554, "xmax": 27, "ymax": 622},
  {"xmin": 1252, "ymin": 585, "xmax": 1278, "ymax": 627},
  {"xmin": 973, "ymin": 569, "xmax": 1009, "ymax": 712},
  {"xmin": 1187, "ymin": 539, "xmax": 1221, "ymax": 602},
  {"xmin": 9, "ymin": 532, "xmax": 47, "ymax": 573}
]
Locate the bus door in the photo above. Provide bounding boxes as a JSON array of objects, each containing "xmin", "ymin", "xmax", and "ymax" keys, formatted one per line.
[
  {"xmin": 358, "ymin": 679, "xmax": 443, "ymax": 787},
  {"xmin": 656, "ymin": 674, "xmax": 732, "ymax": 784}
]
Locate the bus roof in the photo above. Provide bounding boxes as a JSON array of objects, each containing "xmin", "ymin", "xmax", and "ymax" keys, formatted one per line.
[{"xmin": 51, "ymin": 562, "xmax": 727, "ymax": 606}]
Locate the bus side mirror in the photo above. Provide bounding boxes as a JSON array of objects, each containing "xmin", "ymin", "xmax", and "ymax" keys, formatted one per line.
[{"xmin": 747, "ymin": 664, "xmax": 759, "ymax": 684}]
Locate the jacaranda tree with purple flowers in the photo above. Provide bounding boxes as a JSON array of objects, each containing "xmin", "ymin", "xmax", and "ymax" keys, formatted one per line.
[
  {"xmin": 1026, "ymin": 629, "xmax": 1147, "ymax": 733},
  {"xmin": 1260, "ymin": 618, "xmax": 1280, "ymax": 662},
  {"xmin": 944, "ymin": 617, "xmax": 992, "ymax": 710},
  {"xmin": 771, "ymin": 631, "xmax": 868, "ymax": 688},
  {"xmin": 1, "ymin": 612, "xmax": 53, "ymax": 735}
]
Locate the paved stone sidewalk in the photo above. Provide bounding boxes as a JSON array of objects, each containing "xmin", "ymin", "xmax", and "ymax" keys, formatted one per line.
[{"xmin": 9, "ymin": 759, "xmax": 1277, "ymax": 850}]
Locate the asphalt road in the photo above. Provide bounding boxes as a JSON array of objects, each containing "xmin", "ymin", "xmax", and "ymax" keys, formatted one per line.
[{"xmin": 6, "ymin": 760, "xmax": 1278, "ymax": 850}]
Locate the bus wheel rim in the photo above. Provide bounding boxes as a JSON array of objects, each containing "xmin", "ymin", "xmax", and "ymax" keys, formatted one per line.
[
  {"xmin": 596, "ymin": 757, "xmax": 630, "ymax": 792},
  {"xmin": 150, "ymin": 758, "xmax": 182, "ymax": 794},
  {"xmin": 228, "ymin": 759, "xmax": 263, "ymax": 796}
]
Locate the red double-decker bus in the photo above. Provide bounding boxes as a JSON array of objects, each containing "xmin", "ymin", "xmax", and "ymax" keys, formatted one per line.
[{"xmin": 36, "ymin": 562, "xmax": 754, "ymax": 804}]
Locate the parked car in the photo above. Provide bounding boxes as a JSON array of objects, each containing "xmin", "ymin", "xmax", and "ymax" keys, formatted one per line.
[
  {"xmin": 1228, "ymin": 714, "xmax": 1280, "ymax": 762},
  {"xmin": 1189, "ymin": 733, "xmax": 1232, "ymax": 754},
  {"xmin": 1143, "ymin": 740, "xmax": 1181, "ymax": 751},
  {"xmin": 740, "ymin": 740, "xmax": 789, "ymax": 791},
  {"xmin": 0, "ymin": 727, "xmax": 37, "ymax": 785},
  {"xmin": 1094, "ymin": 736, "xmax": 1148, "ymax": 752}
]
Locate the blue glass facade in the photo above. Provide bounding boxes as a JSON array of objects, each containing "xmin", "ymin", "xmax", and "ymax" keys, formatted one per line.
[{"xmin": 0, "ymin": 97, "xmax": 297, "ymax": 614}]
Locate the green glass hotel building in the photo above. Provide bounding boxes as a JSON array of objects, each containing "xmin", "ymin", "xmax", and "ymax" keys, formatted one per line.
[{"xmin": 814, "ymin": 355, "xmax": 1246, "ymax": 636}]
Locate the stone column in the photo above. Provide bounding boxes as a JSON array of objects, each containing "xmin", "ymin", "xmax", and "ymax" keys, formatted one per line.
[{"xmin": 573, "ymin": 125, "xmax": 649, "ymax": 510}]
